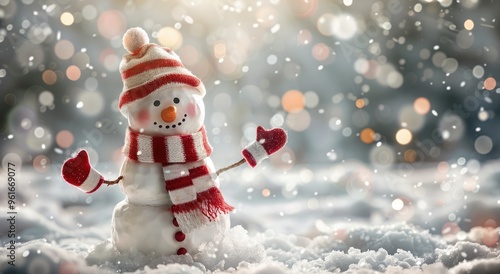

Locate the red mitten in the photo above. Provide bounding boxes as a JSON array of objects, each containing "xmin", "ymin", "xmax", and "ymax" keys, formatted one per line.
[
  {"xmin": 242, "ymin": 126, "xmax": 287, "ymax": 167},
  {"xmin": 61, "ymin": 150, "xmax": 103, "ymax": 193}
]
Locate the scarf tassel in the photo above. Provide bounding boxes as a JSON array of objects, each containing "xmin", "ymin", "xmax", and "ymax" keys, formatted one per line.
[
  {"xmin": 172, "ymin": 201, "xmax": 207, "ymax": 233},
  {"xmin": 197, "ymin": 187, "xmax": 234, "ymax": 220},
  {"xmin": 171, "ymin": 187, "xmax": 233, "ymax": 233}
]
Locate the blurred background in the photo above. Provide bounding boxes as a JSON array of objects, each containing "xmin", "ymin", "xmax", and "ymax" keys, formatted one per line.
[{"xmin": 1, "ymin": 0, "xmax": 500, "ymax": 178}]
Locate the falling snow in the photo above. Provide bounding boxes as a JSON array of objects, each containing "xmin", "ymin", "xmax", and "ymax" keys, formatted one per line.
[{"xmin": 1, "ymin": 0, "xmax": 500, "ymax": 273}]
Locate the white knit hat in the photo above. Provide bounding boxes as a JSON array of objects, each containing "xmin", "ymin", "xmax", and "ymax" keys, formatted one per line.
[{"xmin": 118, "ymin": 27, "xmax": 206, "ymax": 116}]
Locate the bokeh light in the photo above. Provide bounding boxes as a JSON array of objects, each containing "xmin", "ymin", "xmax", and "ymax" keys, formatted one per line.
[
  {"xmin": 331, "ymin": 14, "xmax": 358, "ymax": 40},
  {"xmin": 60, "ymin": 12, "xmax": 74, "ymax": 26},
  {"xmin": 317, "ymin": 14, "xmax": 335, "ymax": 36},
  {"xmin": 395, "ymin": 128, "xmax": 412, "ymax": 145},
  {"xmin": 33, "ymin": 154, "xmax": 50, "ymax": 173},
  {"xmin": 38, "ymin": 91, "xmax": 54, "ymax": 106},
  {"xmin": 413, "ymin": 97, "xmax": 431, "ymax": 115},
  {"xmin": 360, "ymin": 128, "xmax": 375, "ymax": 144},
  {"xmin": 54, "ymin": 40, "xmax": 75, "ymax": 60},
  {"xmin": 42, "ymin": 70, "xmax": 57, "ymax": 85},
  {"xmin": 370, "ymin": 144, "xmax": 395, "ymax": 169},
  {"xmin": 281, "ymin": 90, "xmax": 305, "ymax": 113},
  {"xmin": 312, "ymin": 43, "xmax": 330, "ymax": 61},
  {"xmin": 292, "ymin": 0, "xmax": 317, "ymax": 18},
  {"xmin": 484, "ymin": 77, "xmax": 496, "ymax": 91},
  {"xmin": 213, "ymin": 41, "xmax": 226, "ymax": 59},
  {"xmin": 66, "ymin": 65, "xmax": 81, "ymax": 81},
  {"xmin": 399, "ymin": 106, "xmax": 425, "ymax": 131},
  {"xmin": 77, "ymin": 90, "xmax": 104, "ymax": 116},
  {"xmin": 297, "ymin": 29, "xmax": 312, "ymax": 45},
  {"xmin": 286, "ymin": 109, "xmax": 311, "ymax": 132},
  {"xmin": 304, "ymin": 91, "xmax": 319, "ymax": 108},
  {"xmin": 464, "ymin": 19, "xmax": 474, "ymax": 30},
  {"xmin": 355, "ymin": 98, "xmax": 365, "ymax": 108},
  {"xmin": 157, "ymin": 27, "xmax": 183, "ymax": 50},
  {"xmin": 392, "ymin": 198, "xmax": 404, "ymax": 211},
  {"xmin": 475, "ymin": 135, "xmax": 493, "ymax": 154},
  {"xmin": 404, "ymin": 149, "xmax": 417, "ymax": 162},
  {"xmin": 97, "ymin": 10, "xmax": 126, "ymax": 40},
  {"xmin": 82, "ymin": 5, "xmax": 97, "ymax": 20},
  {"xmin": 56, "ymin": 130, "xmax": 74, "ymax": 148},
  {"xmin": 255, "ymin": 6, "xmax": 278, "ymax": 28},
  {"xmin": 439, "ymin": 114, "xmax": 465, "ymax": 142},
  {"xmin": 473, "ymin": 65, "xmax": 485, "ymax": 78}
]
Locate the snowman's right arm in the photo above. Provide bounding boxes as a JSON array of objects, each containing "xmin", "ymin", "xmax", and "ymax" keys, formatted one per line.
[{"xmin": 104, "ymin": 176, "xmax": 123, "ymax": 186}]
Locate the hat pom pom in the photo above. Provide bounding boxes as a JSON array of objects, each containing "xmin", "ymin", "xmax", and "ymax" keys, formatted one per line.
[{"xmin": 123, "ymin": 27, "xmax": 149, "ymax": 53}]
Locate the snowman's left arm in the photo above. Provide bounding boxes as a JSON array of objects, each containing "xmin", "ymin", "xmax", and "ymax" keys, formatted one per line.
[
  {"xmin": 216, "ymin": 159, "xmax": 246, "ymax": 176},
  {"xmin": 216, "ymin": 126, "xmax": 288, "ymax": 175}
]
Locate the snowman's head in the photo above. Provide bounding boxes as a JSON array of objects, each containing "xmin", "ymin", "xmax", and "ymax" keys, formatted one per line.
[
  {"xmin": 118, "ymin": 27, "xmax": 207, "ymax": 135},
  {"xmin": 127, "ymin": 86, "xmax": 205, "ymax": 136}
]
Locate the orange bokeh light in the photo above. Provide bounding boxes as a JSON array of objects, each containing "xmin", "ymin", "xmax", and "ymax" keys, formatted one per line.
[
  {"xmin": 312, "ymin": 43, "xmax": 330, "ymax": 61},
  {"xmin": 484, "ymin": 77, "xmax": 496, "ymax": 91},
  {"xmin": 360, "ymin": 128, "xmax": 375, "ymax": 144},
  {"xmin": 66, "ymin": 65, "xmax": 81, "ymax": 81},
  {"xmin": 464, "ymin": 19, "xmax": 474, "ymax": 30},
  {"xmin": 282, "ymin": 90, "xmax": 305, "ymax": 113},
  {"xmin": 413, "ymin": 97, "xmax": 431, "ymax": 115},
  {"xmin": 404, "ymin": 149, "xmax": 417, "ymax": 162},
  {"xmin": 355, "ymin": 98, "xmax": 365, "ymax": 108},
  {"xmin": 42, "ymin": 70, "xmax": 57, "ymax": 85}
]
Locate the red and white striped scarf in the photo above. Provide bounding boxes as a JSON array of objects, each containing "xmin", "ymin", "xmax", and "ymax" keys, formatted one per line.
[{"xmin": 123, "ymin": 126, "xmax": 233, "ymax": 232}]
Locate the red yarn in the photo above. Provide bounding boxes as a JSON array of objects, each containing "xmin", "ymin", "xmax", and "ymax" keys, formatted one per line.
[
  {"xmin": 61, "ymin": 150, "xmax": 91, "ymax": 187},
  {"xmin": 197, "ymin": 187, "xmax": 234, "ymax": 221}
]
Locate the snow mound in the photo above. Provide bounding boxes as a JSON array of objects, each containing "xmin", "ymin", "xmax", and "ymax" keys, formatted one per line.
[
  {"xmin": 1, "ymin": 223, "xmax": 499, "ymax": 273},
  {"xmin": 194, "ymin": 225, "xmax": 265, "ymax": 270},
  {"xmin": 449, "ymin": 258, "xmax": 500, "ymax": 274},
  {"xmin": 436, "ymin": 241, "xmax": 499, "ymax": 268},
  {"xmin": 0, "ymin": 239, "xmax": 98, "ymax": 273},
  {"xmin": 85, "ymin": 225, "xmax": 264, "ymax": 272}
]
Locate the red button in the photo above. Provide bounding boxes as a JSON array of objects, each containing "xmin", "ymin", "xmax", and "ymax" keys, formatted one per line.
[
  {"xmin": 175, "ymin": 231, "xmax": 186, "ymax": 242},
  {"xmin": 172, "ymin": 218, "xmax": 179, "ymax": 227},
  {"xmin": 177, "ymin": 247, "xmax": 187, "ymax": 255}
]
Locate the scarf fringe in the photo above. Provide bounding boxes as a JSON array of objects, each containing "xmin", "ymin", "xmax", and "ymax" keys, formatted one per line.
[
  {"xmin": 171, "ymin": 187, "xmax": 234, "ymax": 232},
  {"xmin": 172, "ymin": 201, "xmax": 208, "ymax": 233},
  {"xmin": 198, "ymin": 187, "xmax": 235, "ymax": 221}
]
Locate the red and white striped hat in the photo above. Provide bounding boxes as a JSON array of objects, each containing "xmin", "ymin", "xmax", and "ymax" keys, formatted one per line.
[{"xmin": 118, "ymin": 27, "xmax": 206, "ymax": 116}]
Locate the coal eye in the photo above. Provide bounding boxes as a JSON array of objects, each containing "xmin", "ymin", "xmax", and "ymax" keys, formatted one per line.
[
  {"xmin": 173, "ymin": 97, "xmax": 180, "ymax": 104},
  {"xmin": 153, "ymin": 100, "xmax": 160, "ymax": 107}
]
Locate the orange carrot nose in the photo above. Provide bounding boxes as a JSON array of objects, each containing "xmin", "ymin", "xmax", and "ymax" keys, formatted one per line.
[{"xmin": 161, "ymin": 106, "xmax": 177, "ymax": 123}]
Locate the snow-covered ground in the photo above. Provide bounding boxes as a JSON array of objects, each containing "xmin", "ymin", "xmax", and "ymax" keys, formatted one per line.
[{"xmin": 1, "ymin": 160, "xmax": 499, "ymax": 273}]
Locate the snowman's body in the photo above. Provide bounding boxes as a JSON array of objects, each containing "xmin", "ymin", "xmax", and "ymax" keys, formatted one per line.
[
  {"xmin": 111, "ymin": 83, "xmax": 231, "ymax": 255},
  {"xmin": 112, "ymin": 158, "xmax": 229, "ymax": 255}
]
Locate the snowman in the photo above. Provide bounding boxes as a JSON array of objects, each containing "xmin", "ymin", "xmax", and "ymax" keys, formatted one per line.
[{"xmin": 61, "ymin": 27, "xmax": 287, "ymax": 256}]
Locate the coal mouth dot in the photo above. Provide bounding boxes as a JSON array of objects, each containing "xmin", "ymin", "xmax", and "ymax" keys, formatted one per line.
[{"xmin": 153, "ymin": 113, "xmax": 187, "ymax": 130}]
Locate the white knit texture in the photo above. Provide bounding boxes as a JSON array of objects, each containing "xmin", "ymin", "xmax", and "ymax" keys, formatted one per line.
[
  {"xmin": 169, "ymin": 188, "xmax": 196, "ymax": 204},
  {"xmin": 244, "ymin": 140, "xmax": 269, "ymax": 166},
  {"xmin": 191, "ymin": 160, "xmax": 215, "ymax": 193},
  {"xmin": 163, "ymin": 164, "xmax": 192, "ymax": 204},
  {"xmin": 122, "ymin": 66, "xmax": 192, "ymax": 91},
  {"xmin": 175, "ymin": 211, "xmax": 207, "ymax": 233},
  {"xmin": 193, "ymin": 133, "xmax": 209, "ymax": 159},
  {"xmin": 167, "ymin": 136, "xmax": 184, "ymax": 162},
  {"xmin": 137, "ymin": 134, "xmax": 153, "ymax": 159},
  {"xmin": 79, "ymin": 167, "xmax": 102, "ymax": 193}
]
